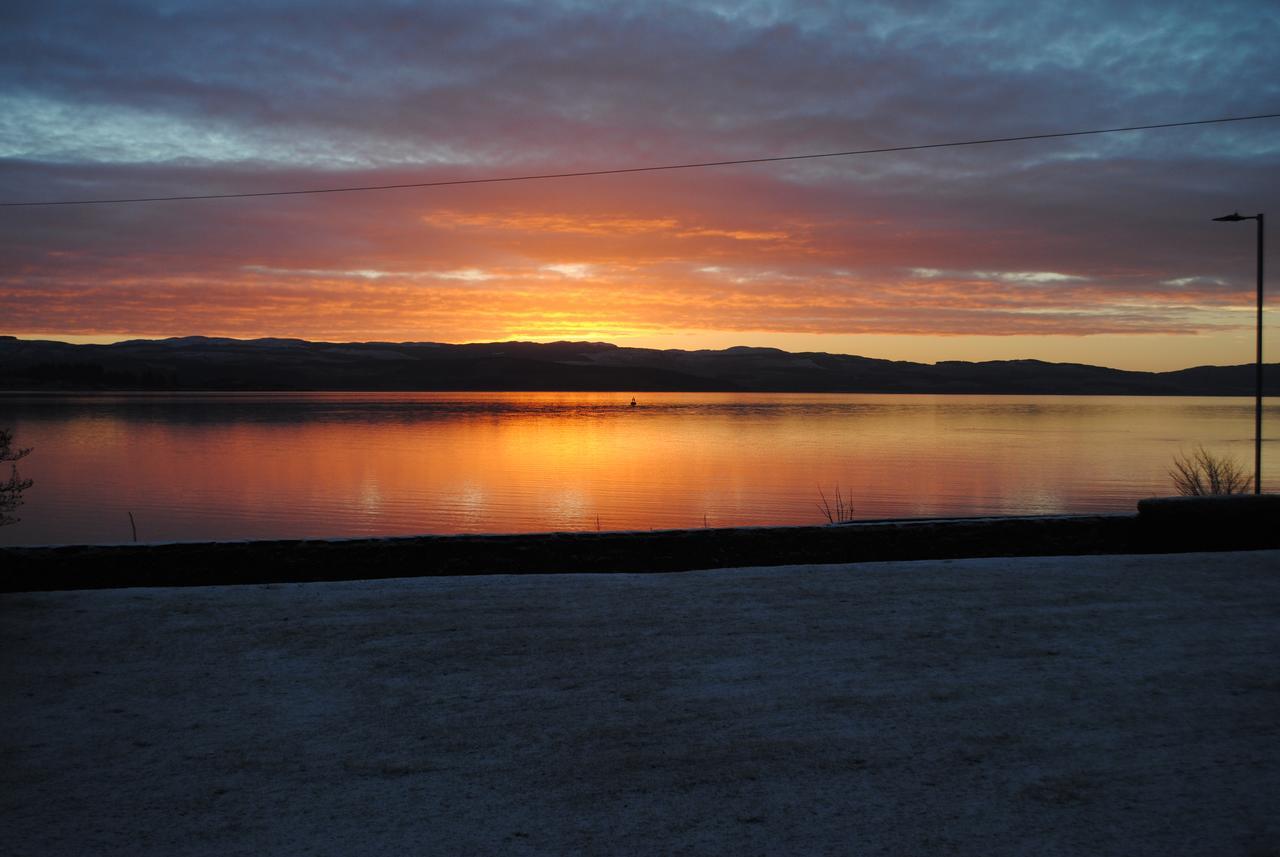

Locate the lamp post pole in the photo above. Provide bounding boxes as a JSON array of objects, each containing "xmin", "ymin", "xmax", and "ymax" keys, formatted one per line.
[{"xmin": 1213, "ymin": 211, "xmax": 1265, "ymax": 494}]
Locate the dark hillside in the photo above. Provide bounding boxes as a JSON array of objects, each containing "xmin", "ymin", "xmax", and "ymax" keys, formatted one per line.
[{"xmin": 1, "ymin": 335, "xmax": 1276, "ymax": 395}]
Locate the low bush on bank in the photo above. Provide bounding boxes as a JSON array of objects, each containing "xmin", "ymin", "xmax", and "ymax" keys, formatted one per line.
[{"xmin": 1168, "ymin": 445, "xmax": 1252, "ymax": 496}]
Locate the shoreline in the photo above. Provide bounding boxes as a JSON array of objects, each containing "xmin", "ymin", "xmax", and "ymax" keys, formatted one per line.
[{"xmin": 5, "ymin": 495, "xmax": 1277, "ymax": 592}]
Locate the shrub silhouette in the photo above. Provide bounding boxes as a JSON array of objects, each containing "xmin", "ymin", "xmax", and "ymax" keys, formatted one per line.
[
  {"xmin": 817, "ymin": 484, "xmax": 856, "ymax": 524},
  {"xmin": 1168, "ymin": 445, "xmax": 1252, "ymax": 496},
  {"xmin": 0, "ymin": 429, "xmax": 33, "ymax": 527}
]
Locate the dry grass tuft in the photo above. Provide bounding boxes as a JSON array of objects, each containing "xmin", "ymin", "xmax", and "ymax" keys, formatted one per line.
[{"xmin": 817, "ymin": 484, "xmax": 857, "ymax": 524}]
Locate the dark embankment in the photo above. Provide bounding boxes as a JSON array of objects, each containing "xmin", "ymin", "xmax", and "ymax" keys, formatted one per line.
[{"xmin": 3, "ymin": 496, "xmax": 1277, "ymax": 592}]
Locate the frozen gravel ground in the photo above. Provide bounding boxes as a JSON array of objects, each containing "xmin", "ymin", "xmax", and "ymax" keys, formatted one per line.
[{"xmin": 2, "ymin": 551, "xmax": 1278, "ymax": 856}]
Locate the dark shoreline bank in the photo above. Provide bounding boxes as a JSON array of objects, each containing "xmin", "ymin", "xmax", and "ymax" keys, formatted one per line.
[{"xmin": 4, "ymin": 496, "xmax": 1277, "ymax": 592}]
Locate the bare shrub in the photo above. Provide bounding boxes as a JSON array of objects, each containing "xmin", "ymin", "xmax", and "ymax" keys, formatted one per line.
[
  {"xmin": 817, "ymin": 484, "xmax": 856, "ymax": 524},
  {"xmin": 1, "ymin": 429, "xmax": 34, "ymax": 527},
  {"xmin": 1168, "ymin": 445, "xmax": 1252, "ymax": 496}
]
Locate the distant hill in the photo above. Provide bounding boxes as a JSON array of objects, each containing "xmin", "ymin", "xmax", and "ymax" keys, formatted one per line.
[{"xmin": 1, "ymin": 335, "xmax": 1277, "ymax": 395}]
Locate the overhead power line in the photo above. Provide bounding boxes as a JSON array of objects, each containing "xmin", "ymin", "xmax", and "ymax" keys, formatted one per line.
[{"xmin": 2, "ymin": 112, "xmax": 1277, "ymax": 208}]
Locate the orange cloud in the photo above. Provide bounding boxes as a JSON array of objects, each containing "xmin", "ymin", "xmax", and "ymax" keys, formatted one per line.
[{"xmin": 0, "ymin": 164, "xmax": 1263, "ymax": 368}]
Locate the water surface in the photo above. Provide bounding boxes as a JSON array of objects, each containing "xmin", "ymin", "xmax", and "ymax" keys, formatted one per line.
[{"xmin": 1, "ymin": 392, "xmax": 1274, "ymax": 545}]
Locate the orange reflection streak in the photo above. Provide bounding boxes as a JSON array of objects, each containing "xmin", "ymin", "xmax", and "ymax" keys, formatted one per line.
[{"xmin": 5, "ymin": 392, "xmax": 1276, "ymax": 546}]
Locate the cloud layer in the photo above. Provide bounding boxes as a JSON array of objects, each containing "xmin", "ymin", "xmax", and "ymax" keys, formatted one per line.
[{"xmin": 2, "ymin": 0, "xmax": 1278, "ymax": 368}]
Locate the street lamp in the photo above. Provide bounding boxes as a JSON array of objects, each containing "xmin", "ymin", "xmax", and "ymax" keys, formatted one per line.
[{"xmin": 1212, "ymin": 211, "xmax": 1265, "ymax": 494}]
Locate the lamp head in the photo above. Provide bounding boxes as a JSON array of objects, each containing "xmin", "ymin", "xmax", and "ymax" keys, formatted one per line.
[{"xmin": 1213, "ymin": 212, "xmax": 1246, "ymax": 222}]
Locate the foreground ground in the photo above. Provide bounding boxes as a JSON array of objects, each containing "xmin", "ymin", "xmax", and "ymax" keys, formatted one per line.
[{"xmin": 2, "ymin": 551, "xmax": 1277, "ymax": 856}]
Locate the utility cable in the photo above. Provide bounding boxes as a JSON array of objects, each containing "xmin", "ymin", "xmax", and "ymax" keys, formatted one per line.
[{"xmin": 2, "ymin": 112, "xmax": 1277, "ymax": 207}]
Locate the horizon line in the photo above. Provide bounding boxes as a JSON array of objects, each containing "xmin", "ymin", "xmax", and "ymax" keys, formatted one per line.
[{"xmin": 5, "ymin": 332, "xmax": 1276, "ymax": 375}]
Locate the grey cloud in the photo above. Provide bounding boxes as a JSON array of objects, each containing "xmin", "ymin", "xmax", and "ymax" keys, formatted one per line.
[{"xmin": 2, "ymin": 0, "xmax": 1276, "ymax": 169}]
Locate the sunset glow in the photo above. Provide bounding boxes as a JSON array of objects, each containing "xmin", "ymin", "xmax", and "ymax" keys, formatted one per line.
[
  {"xmin": 2, "ymin": 1, "xmax": 1277, "ymax": 370},
  {"xmin": 9, "ymin": 391, "xmax": 1271, "ymax": 546}
]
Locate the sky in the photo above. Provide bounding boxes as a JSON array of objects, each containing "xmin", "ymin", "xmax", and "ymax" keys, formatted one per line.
[{"xmin": 1, "ymin": 0, "xmax": 1278, "ymax": 370}]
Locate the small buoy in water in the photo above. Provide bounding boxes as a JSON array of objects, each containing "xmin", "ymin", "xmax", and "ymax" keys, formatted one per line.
[{"xmin": 630, "ymin": 397, "xmax": 637, "ymax": 407}]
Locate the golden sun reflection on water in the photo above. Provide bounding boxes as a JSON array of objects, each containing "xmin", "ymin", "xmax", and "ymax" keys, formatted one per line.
[{"xmin": 1, "ymin": 392, "xmax": 1275, "ymax": 545}]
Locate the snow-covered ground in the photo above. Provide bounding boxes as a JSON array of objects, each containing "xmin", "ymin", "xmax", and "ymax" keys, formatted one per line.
[{"xmin": 3, "ymin": 551, "xmax": 1277, "ymax": 856}]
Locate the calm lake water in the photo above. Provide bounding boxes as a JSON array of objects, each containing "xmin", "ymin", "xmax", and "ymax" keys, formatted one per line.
[{"xmin": 1, "ymin": 392, "xmax": 1275, "ymax": 546}]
